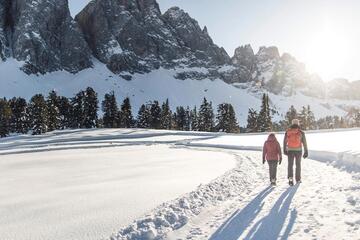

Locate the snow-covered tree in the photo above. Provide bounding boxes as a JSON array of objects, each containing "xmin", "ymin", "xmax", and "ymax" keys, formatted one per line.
[
  {"xmin": 198, "ymin": 98, "xmax": 214, "ymax": 132},
  {"xmin": 102, "ymin": 91, "xmax": 118, "ymax": 128},
  {"xmin": 29, "ymin": 94, "xmax": 48, "ymax": 135},
  {"xmin": 47, "ymin": 90, "xmax": 61, "ymax": 132},
  {"xmin": 150, "ymin": 101, "xmax": 161, "ymax": 129},
  {"xmin": 9, "ymin": 97, "xmax": 29, "ymax": 134},
  {"xmin": 285, "ymin": 105, "xmax": 298, "ymax": 127},
  {"xmin": 160, "ymin": 99, "xmax": 172, "ymax": 130},
  {"xmin": 216, "ymin": 103, "xmax": 239, "ymax": 133},
  {"xmin": 190, "ymin": 106, "xmax": 199, "ymax": 131},
  {"xmin": 58, "ymin": 96, "xmax": 72, "ymax": 129},
  {"xmin": 298, "ymin": 105, "xmax": 316, "ymax": 130},
  {"xmin": 83, "ymin": 87, "xmax": 98, "ymax": 128},
  {"xmin": 137, "ymin": 104, "xmax": 151, "ymax": 128},
  {"xmin": 258, "ymin": 94, "xmax": 272, "ymax": 132},
  {"xmin": 119, "ymin": 97, "xmax": 134, "ymax": 128},
  {"xmin": 71, "ymin": 90, "xmax": 85, "ymax": 128},
  {"xmin": 0, "ymin": 98, "xmax": 12, "ymax": 137},
  {"xmin": 175, "ymin": 106, "xmax": 187, "ymax": 131},
  {"xmin": 246, "ymin": 108, "xmax": 259, "ymax": 132}
]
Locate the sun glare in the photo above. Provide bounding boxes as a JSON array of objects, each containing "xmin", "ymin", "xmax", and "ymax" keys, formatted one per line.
[{"xmin": 303, "ymin": 25, "xmax": 351, "ymax": 81}]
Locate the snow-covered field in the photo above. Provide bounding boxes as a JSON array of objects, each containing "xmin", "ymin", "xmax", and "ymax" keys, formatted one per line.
[
  {"xmin": 0, "ymin": 129, "xmax": 359, "ymax": 240},
  {"xmin": 2, "ymin": 59, "xmax": 360, "ymax": 124}
]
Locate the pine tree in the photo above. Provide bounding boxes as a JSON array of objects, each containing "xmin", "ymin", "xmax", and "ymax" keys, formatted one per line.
[
  {"xmin": 29, "ymin": 94, "xmax": 48, "ymax": 135},
  {"xmin": 298, "ymin": 106, "xmax": 308, "ymax": 129},
  {"xmin": 285, "ymin": 105, "xmax": 298, "ymax": 127},
  {"xmin": 190, "ymin": 106, "xmax": 199, "ymax": 131},
  {"xmin": 119, "ymin": 97, "xmax": 133, "ymax": 128},
  {"xmin": 355, "ymin": 111, "xmax": 360, "ymax": 127},
  {"xmin": 102, "ymin": 91, "xmax": 118, "ymax": 128},
  {"xmin": 198, "ymin": 98, "xmax": 214, "ymax": 132},
  {"xmin": 150, "ymin": 101, "xmax": 161, "ymax": 129},
  {"xmin": 137, "ymin": 104, "xmax": 151, "ymax": 128},
  {"xmin": 9, "ymin": 97, "xmax": 29, "ymax": 134},
  {"xmin": 47, "ymin": 90, "xmax": 61, "ymax": 132},
  {"xmin": 0, "ymin": 98, "xmax": 12, "ymax": 137},
  {"xmin": 216, "ymin": 103, "xmax": 239, "ymax": 133},
  {"xmin": 71, "ymin": 90, "xmax": 85, "ymax": 128},
  {"xmin": 175, "ymin": 106, "xmax": 187, "ymax": 131},
  {"xmin": 306, "ymin": 105, "xmax": 316, "ymax": 130},
  {"xmin": 83, "ymin": 87, "xmax": 98, "ymax": 128},
  {"xmin": 160, "ymin": 99, "xmax": 172, "ymax": 130},
  {"xmin": 185, "ymin": 106, "xmax": 191, "ymax": 131},
  {"xmin": 247, "ymin": 108, "xmax": 259, "ymax": 132},
  {"xmin": 58, "ymin": 96, "xmax": 72, "ymax": 129},
  {"xmin": 258, "ymin": 94, "xmax": 272, "ymax": 132}
]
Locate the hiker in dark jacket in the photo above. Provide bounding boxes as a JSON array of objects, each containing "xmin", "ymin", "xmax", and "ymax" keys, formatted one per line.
[
  {"xmin": 283, "ymin": 119, "xmax": 308, "ymax": 185},
  {"xmin": 263, "ymin": 133, "xmax": 282, "ymax": 186}
]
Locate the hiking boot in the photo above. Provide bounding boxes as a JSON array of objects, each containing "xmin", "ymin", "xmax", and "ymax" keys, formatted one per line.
[{"xmin": 288, "ymin": 178, "xmax": 294, "ymax": 186}]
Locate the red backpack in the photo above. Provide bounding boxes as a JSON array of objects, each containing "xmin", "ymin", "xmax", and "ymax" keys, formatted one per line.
[{"xmin": 286, "ymin": 128, "xmax": 302, "ymax": 148}]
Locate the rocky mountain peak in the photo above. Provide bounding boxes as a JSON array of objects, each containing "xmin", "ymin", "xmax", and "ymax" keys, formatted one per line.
[
  {"xmin": 162, "ymin": 6, "xmax": 230, "ymax": 65},
  {"xmin": 0, "ymin": 0, "xmax": 92, "ymax": 74},
  {"xmin": 232, "ymin": 44, "xmax": 255, "ymax": 68},
  {"xmin": 256, "ymin": 46, "xmax": 280, "ymax": 60}
]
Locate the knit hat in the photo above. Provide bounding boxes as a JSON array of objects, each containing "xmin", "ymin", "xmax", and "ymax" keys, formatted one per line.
[{"xmin": 292, "ymin": 119, "xmax": 300, "ymax": 125}]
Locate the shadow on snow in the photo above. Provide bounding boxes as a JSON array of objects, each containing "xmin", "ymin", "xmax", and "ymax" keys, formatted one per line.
[{"xmin": 210, "ymin": 185, "xmax": 299, "ymax": 240}]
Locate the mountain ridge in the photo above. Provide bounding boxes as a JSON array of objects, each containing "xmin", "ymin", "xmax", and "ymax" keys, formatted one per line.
[{"xmin": 1, "ymin": 0, "xmax": 360, "ymax": 112}]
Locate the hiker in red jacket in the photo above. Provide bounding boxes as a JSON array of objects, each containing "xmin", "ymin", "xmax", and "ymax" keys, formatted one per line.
[
  {"xmin": 283, "ymin": 119, "xmax": 308, "ymax": 186},
  {"xmin": 263, "ymin": 133, "xmax": 282, "ymax": 186}
]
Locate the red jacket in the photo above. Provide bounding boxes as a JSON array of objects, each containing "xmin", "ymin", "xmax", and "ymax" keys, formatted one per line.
[{"xmin": 263, "ymin": 134, "xmax": 282, "ymax": 162}]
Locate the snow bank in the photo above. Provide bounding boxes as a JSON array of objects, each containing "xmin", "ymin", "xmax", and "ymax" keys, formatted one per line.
[{"xmin": 109, "ymin": 153, "xmax": 258, "ymax": 240}]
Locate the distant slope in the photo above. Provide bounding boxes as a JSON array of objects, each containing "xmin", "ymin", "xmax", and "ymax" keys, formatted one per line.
[{"xmin": 2, "ymin": 59, "xmax": 358, "ymax": 125}]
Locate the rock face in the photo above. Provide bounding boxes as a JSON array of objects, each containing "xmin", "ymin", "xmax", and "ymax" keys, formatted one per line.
[
  {"xmin": 1, "ymin": 0, "xmax": 92, "ymax": 74},
  {"xmin": 75, "ymin": 0, "xmax": 230, "ymax": 73},
  {"xmin": 327, "ymin": 79, "xmax": 360, "ymax": 100},
  {"xmin": 162, "ymin": 7, "xmax": 230, "ymax": 66},
  {"xmin": 0, "ymin": 0, "xmax": 357, "ymax": 101},
  {"xmin": 0, "ymin": 0, "xmax": 10, "ymax": 61}
]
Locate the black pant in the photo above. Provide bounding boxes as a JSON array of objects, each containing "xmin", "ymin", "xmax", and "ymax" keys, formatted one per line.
[
  {"xmin": 288, "ymin": 151, "xmax": 302, "ymax": 181},
  {"xmin": 268, "ymin": 161, "xmax": 278, "ymax": 182}
]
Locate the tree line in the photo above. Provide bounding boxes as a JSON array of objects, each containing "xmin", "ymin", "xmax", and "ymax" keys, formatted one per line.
[
  {"xmin": 0, "ymin": 87, "xmax": 239, "ymax": 137},
  {"xmin": 1, "ymin": 88, "xmax": 359, "ymax": 138}
]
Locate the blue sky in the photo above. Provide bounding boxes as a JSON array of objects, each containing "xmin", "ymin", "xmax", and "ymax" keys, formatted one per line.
[{"xmin": 69, "ymin": 0, "xmax": 360, "ymax": 81}]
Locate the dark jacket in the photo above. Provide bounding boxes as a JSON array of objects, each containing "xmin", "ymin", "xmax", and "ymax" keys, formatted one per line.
[
  {"xmin": 263, "ymin": 134, "xmax": 282, "ymax": 162},
  {"xmin": 283, "ymin": 124, "xmax": 308, "ymax": 153}
]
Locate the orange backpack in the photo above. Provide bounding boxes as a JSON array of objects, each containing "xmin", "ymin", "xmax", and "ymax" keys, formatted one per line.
[{"xmin": 286, "ymin": 128, "xmax": 302, "ymax": 148}]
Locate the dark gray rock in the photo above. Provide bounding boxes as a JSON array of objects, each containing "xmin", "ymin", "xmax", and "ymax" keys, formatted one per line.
[
  {"xmin": 0, "ymin": 0, "xmax": 10, "ymax": 61},
  {"xmin": 162, "ymin": 7, "xmax": 230, "ymax": 66},
  {"xmin": 2, "ymin": 0, "xmax": 92, "ymax": 74},
  {"xmin": 76, "ymin": 0, "xmax": 183, "ymax": 72},
  {"xmin": 75, "ymin": 0, "xmax": 230, "ymax": 73}
]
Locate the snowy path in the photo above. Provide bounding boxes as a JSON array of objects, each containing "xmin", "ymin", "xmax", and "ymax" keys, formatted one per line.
[
  {"xmin": 167, "ymin": 151, "xmax": 360, "ymax": 240},
  {"xmin": 1, "ymin": 129, "xmax": 359, "ymax": 240}
]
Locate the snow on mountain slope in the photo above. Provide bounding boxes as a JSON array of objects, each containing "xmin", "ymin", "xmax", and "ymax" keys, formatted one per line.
[{"xmin": 1, "ymin": 59, "xmax": 359, "ymax": 125}]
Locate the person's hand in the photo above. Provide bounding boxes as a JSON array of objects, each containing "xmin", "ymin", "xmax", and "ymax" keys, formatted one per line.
[
  {"xmin": 279, "ymin": 159, "xmax": 282, "ymax": 165},
  {"xmin": 263, "ymin": 159, "xmax": 265, "ymax": 164},
  {"xmin": 303, "ymin": 152, "xmax": 308, "ymax": 159},
  {"xmin": 284, "ymin": 150, "xmax": 288, "ymax": 156}
]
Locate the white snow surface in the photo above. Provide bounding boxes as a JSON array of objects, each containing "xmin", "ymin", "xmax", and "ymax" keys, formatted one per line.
[
  {"xmin": 1, "ymin": 59, "xmax": 360, "ymax": 125},
  {"xmin": 0, "ymin": 129, "xmax": 235, "ymax": 240},
  {"xmin": 0, "ymin": 128, "xmax": 359, "ymax": 240}
]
